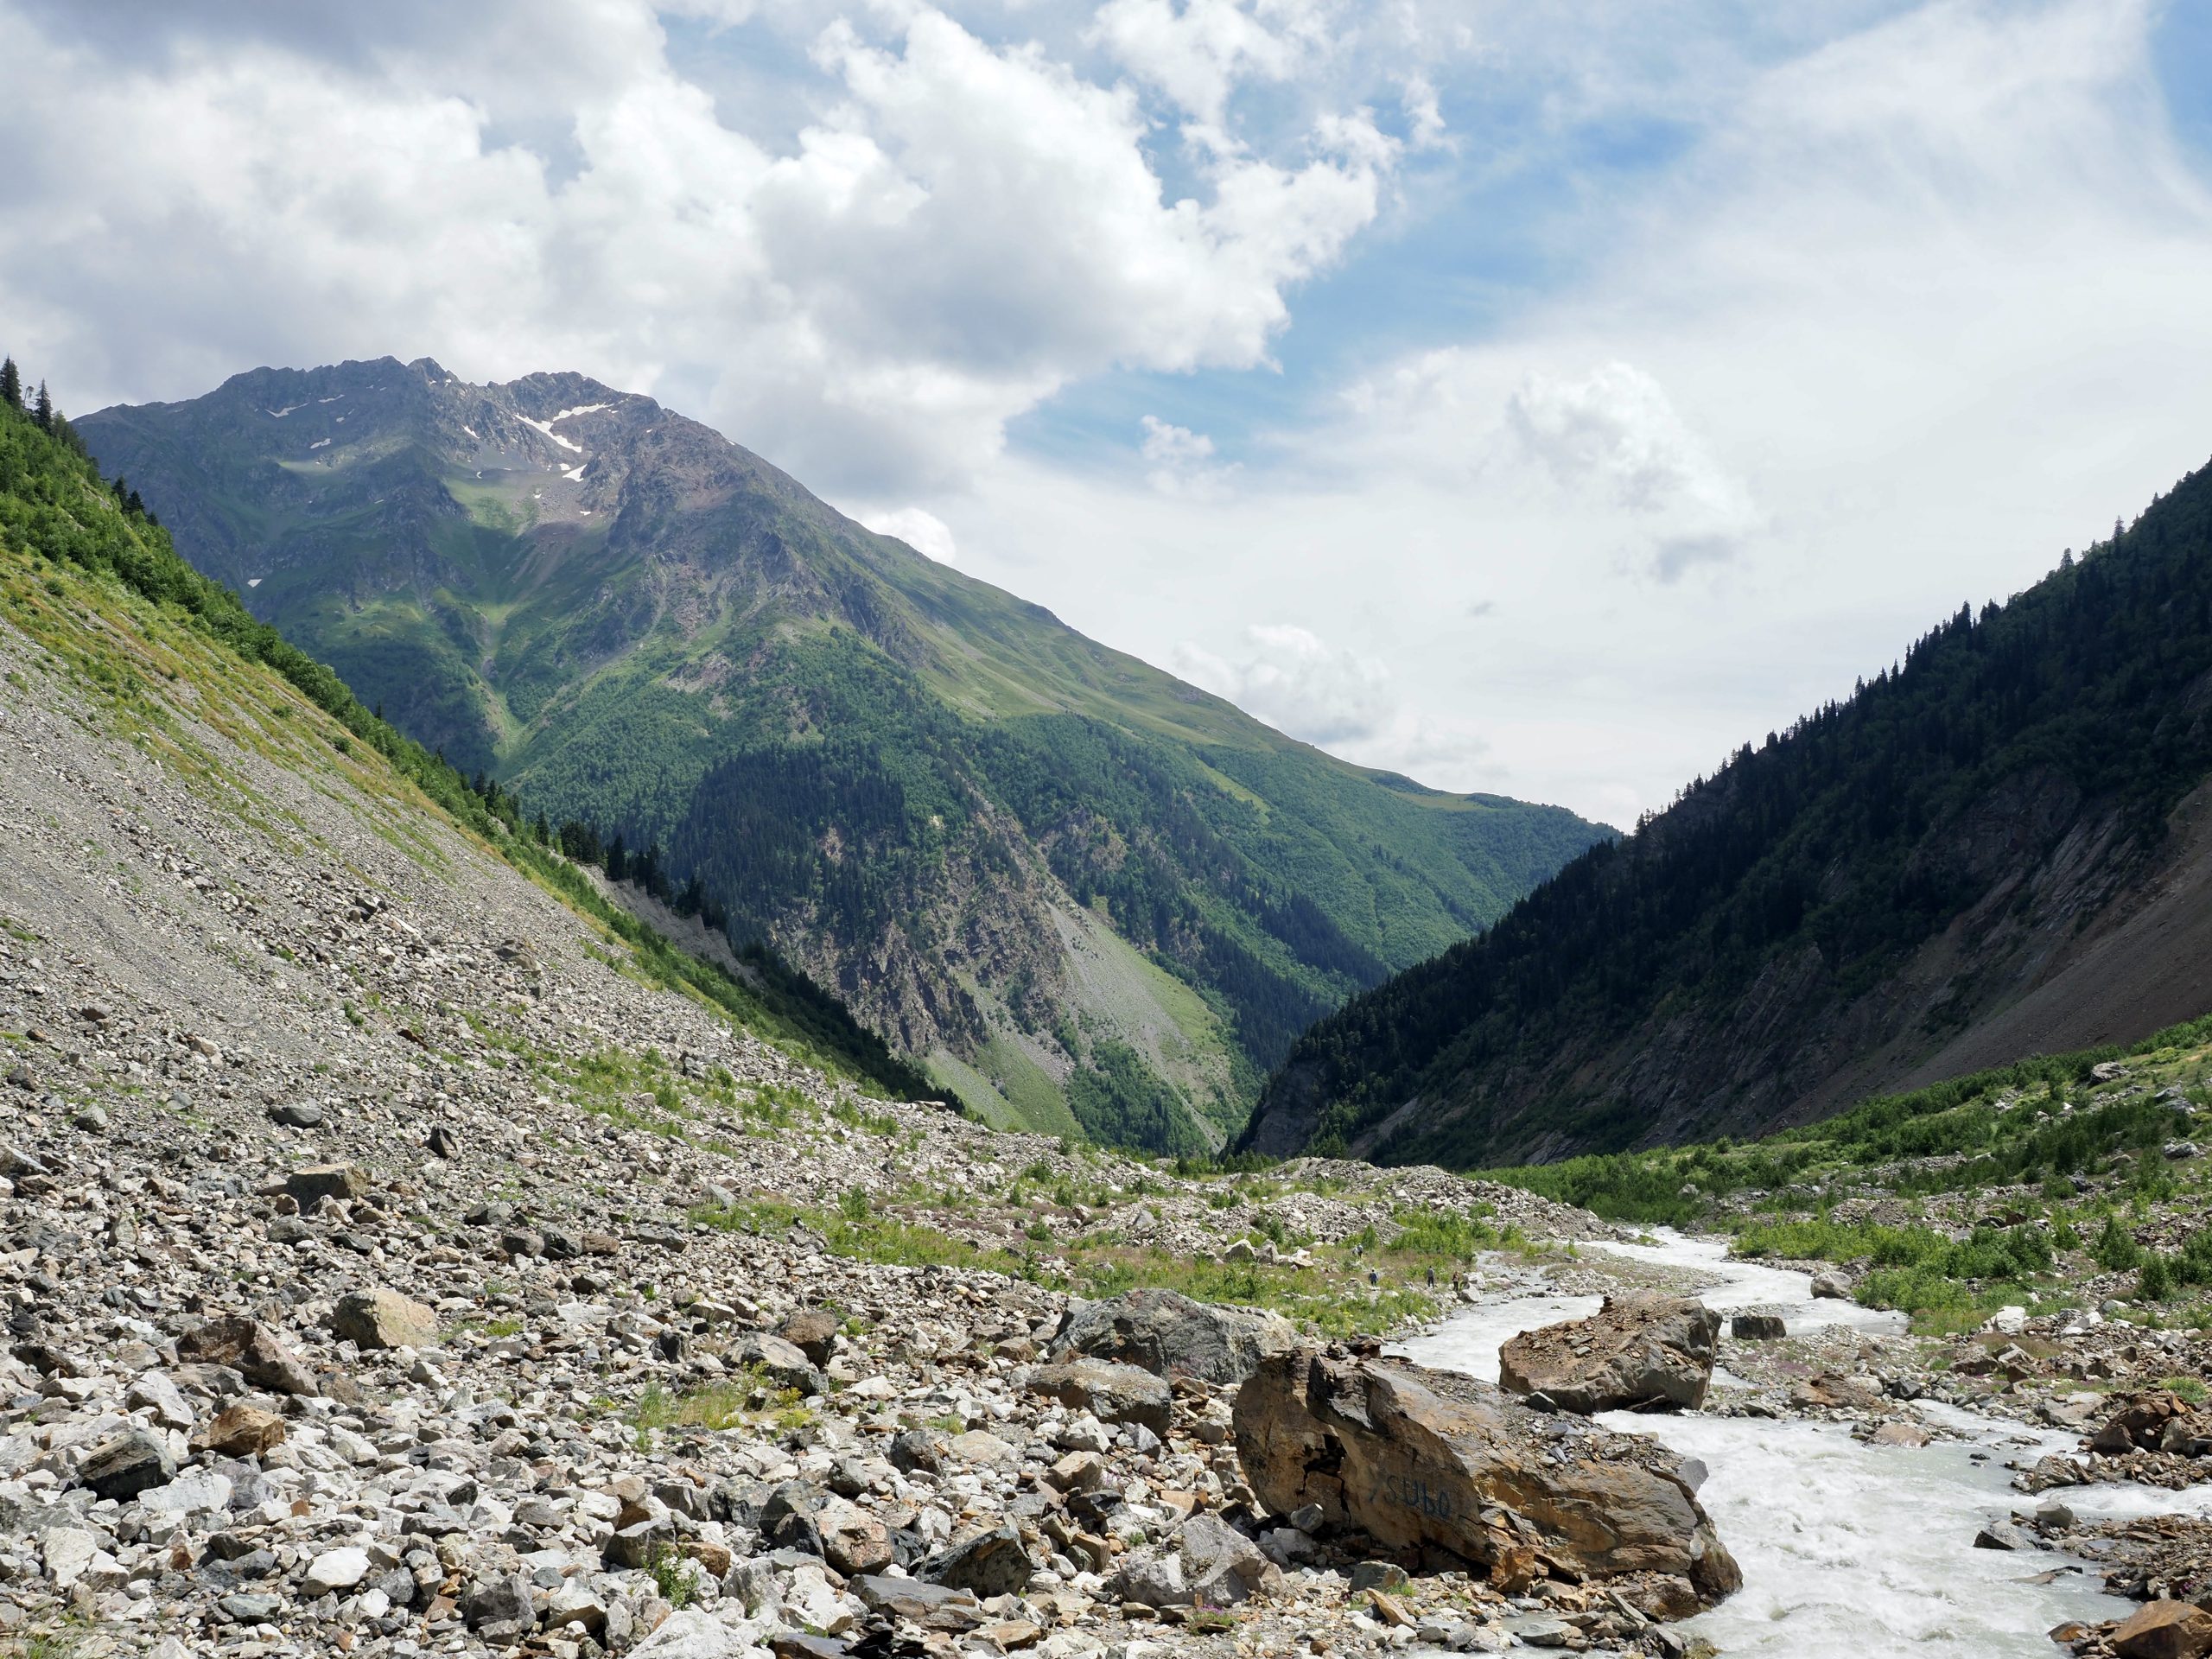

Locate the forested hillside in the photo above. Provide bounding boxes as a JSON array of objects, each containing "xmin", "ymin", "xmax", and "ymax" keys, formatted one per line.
[
  {"xmin": 1243, "ymin": 453, "xmax": 2212, "ymax": 1168},
  {"xmin": 81, "ymin": 358, "xmax": 1605, "ymax": 1150}
]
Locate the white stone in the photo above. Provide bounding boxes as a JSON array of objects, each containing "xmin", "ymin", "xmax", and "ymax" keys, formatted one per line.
[
  {"xmin": 304, "ymin": 1545, "xmax": 372, "ymax": 1593},
  {"xmin": 629, "ymin": 1608, "xmax": 756, "ymax": 1656},
  {"xmin": 125, "ymin": 1371, "xmax": 195, "ymax": 1432},
  {"xmin": 139, "ymin": 1471, "xmax": 233, "ymax": 1515},
  {"xmin": 39, "ymin": 1526, "xmax": 97, "ymax": 1588}
]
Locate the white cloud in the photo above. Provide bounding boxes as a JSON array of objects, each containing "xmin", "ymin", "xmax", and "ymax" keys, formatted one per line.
[
  {"xmin": 1139, "ymin": 413, "xmax": 1236, "ymax": 496},
  {"xmin": 1174, "ymin": 623, "xmax": 1395, "ymax": 745},
  {"xmin": 927, "ymin": 0, "xmax": 2212, "ymax": 827},
  {"xmin": 1504, "ymin": 361, "xmax": 1763, "ymax": 579},
  {"xmin": 1087, "ymin": 0, "xmax": 1332, "ymax": 129},
  {"xmin": 0, "ymin": 0, "xmax": 1396, "ymax": 493},
  {"xmin": 858, "ymin": 505, "xmax": 958, "ymax": 563},
  {"xmin": 1171, "ymin": 621, "xmax": 1490, "ymax": 782},
  {"xmin": 1397, "ymin": 70, "xmax": 1450, "ymax": 151}
]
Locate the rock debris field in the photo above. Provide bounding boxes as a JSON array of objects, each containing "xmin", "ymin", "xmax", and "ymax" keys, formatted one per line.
[{"xmin": 0, "ymin": 556, "xmax": 1726, "ymax": 1659}]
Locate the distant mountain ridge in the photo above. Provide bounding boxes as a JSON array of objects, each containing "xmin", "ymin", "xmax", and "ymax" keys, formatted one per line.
[
  {"xmin": 1243, "ymin": 454, "xmax": 2212, "ymax": 1168},
  {"xmin": 81, "ymin": 356, "xmax": 1607, "ymax": 1150}
]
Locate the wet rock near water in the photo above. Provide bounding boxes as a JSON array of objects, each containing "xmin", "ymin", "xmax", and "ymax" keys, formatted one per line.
[
  {"xmin": 1234, "ymin": 1347, "xmax": 1742, "ymax": 1611},
  {"xmin": 1497, "ymin": 1294, "xmax": 1721, "ymax": 1414}
]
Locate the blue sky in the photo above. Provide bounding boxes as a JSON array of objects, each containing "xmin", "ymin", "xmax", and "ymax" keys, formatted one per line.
[{"xmin": 4, "ymin": 0, "xmax": 2212, "ymax": 824}]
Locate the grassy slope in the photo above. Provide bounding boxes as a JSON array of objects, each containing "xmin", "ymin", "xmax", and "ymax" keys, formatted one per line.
[
  {"xmin": 0, "ymin": 397, "xmax": 936, "ymax": 1104},
  {"xmin": 1487, "ymin": 1012, "xmax": 2212, "ymax": 1332}
]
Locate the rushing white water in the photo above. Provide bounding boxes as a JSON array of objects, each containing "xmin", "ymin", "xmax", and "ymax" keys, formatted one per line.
[{"xmin": 1389, "ymin": 1230, "xmax": 2208, "ymax": 1657}]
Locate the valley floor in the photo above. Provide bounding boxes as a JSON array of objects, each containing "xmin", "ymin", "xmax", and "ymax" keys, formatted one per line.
[{"xmin": 12, "ymin": 498, "xmax": 2212, "ymax": 1659}]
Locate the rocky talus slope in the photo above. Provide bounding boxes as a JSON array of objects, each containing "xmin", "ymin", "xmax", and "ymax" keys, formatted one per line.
[{"xmin": 0, "ymin": 465, "xmax": 1706, "ymax": 1656}]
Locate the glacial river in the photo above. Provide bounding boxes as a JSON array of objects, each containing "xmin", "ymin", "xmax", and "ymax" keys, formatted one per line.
[{"xmin": 1390, "ymin": 1231, "xmax": 2212, "ymax": 1656}]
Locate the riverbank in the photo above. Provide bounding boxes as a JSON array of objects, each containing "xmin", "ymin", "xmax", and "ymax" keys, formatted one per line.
[{"xmin": 1397, "ymin": 1229, "xmax": 2212, "ymax": 1656}]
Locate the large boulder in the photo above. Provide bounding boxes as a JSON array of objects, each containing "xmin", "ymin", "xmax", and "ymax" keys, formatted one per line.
[
  {"xmin": 2113, "ymin": 1599, "xmax": 2212, "ymax": 1659},
  {"xmin": 78, "ymin": 1430, "xmax": 175, "ymax": 1501},
  {"xmin": 1024, "ymin": 1356, "xmax": 1173, "ymax": 1433},
  {"xmin": 2090, "ymin": 1391, "xmax": 2196, "ymax": 1455},
  {"xmin": 331, "ymin": 1287, "xmax": 438, "ymax": 1351},
  {"xmin": 175, "ymin": 1316, "xmax": 319, "ymax": 1396},
  {"xmin": 287, "ymin": 1164, "xmax": 372, "ymax": 1205},
  {"xmin": 1234, "ymin": 1349, "xmax": 1739, "ymax": 1608},
  {"xmin": 740, "ymin": 1333, "xmax": 829, "ymax": 1397},
  {"xmin": 922, "ymin": 1525, "xmax": 1034, "ymax": 1598},
  {"xmin": 1497, "ymin": 1294, "xmax": 1720, "ymax": 1414},
  {"xmin": 1054, "ymin": 1288, "xmax": 1294, "ymax": 1387}
]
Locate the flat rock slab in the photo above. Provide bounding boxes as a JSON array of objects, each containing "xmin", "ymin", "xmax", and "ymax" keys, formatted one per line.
[
  {"xmin": 1498, "ymin": 1294, "xmax": 1719, "ymax": 1414},
  {"xmin": 1234, "ymin": 1348, "xmax": 1740, "ymax": 1608},
  {"xmin": 1025, "ymin": 1356, "xmax": 1173, "ymax": 1433}
]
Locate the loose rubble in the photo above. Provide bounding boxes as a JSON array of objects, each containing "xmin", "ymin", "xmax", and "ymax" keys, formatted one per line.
[{"xmin": 0, "ymin": 557, "xmax": 1711, "ymax": 1658}]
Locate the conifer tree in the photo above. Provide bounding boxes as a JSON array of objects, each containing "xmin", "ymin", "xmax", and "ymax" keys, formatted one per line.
[
  {"xmin": 32, "ymin": 382, "xmax": 52, "ymax": 431},
  {"xmin": 0, "ymin": 358, "xmax": 19, "ymax": 410}
]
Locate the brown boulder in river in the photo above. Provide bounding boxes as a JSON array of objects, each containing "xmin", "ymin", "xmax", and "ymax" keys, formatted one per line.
[
  {"xmin": 1233, "ymin": 1348, "xmax": 1740, "ymax": 1608},
  {"xmin": 1498, "ymin": 1293, "xmax": 1720, "ymax": 1413}
]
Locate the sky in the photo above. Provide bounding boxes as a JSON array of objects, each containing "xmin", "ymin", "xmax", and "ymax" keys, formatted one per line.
[{"xmin": 3, "ymin": 1, "xmax": 2211, "ymax": 828}]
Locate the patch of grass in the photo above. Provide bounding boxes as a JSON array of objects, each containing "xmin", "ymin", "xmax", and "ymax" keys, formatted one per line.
[
  {"xmin": 690, "ymin": 1197, "xmax": 1043, "ymax": 1279},
  {"xmin": 1386, "ymin": 1206, "xmax": 1510, "ymax": 1261},
  {"xmin": 648, "ymin": 1543, "xmax": 701, "ymax": 1609}
]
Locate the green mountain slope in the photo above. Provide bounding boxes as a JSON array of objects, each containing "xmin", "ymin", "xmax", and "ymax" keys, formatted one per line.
[
  {"xmin": 1243, "ymin": 454, "xmax": 2212, "ymax": 1168},
  {"xmin": 79, "ymin": 357, "xmax": 1607, "ymax": 1150},
  {"xmin": 0, "ymin": 366, "xmax": 934, "ymax": 1102}
]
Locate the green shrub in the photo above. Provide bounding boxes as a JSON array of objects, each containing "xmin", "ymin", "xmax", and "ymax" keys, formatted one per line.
[
  {"xmin": 2094, "ymin": 1216, "xmax": 2145, "ymax": 1271},
  {"xmin": 2139, "ymin": 1253, "xmax": 2176, "ymax": 1301}
]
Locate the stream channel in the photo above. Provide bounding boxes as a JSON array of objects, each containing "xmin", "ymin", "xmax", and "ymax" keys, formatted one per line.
[{"xmin": 1389, "ymin": 1230, "xmax": 2212, "ymax": 1656}]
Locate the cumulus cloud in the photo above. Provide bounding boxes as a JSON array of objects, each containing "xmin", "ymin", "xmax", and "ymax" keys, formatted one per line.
[
  {"xmin": 1505, "ymin": 361, "xmax": 1763, "ymax": 579},
  {"xmin": 1088, "ymin": 0, "xmax": 1332, "ymax": 130},
  {"xmin": 857, "ymin": 505, "xmax": 958, "ymax": 563},
  {"xmin": 1173, "ymin": 622, "xmax": 1491, "ymax": 779},
  {"xmin": 1139, "ymin": 414, "xmax": 1236, "ymax": 497},
  {"xmin": 936, "ymin": 0, "xmax": 2212, "ymax": 826},
  {"xmin": 0, "ymin": 0, "xmax": 1397, "ymax": 493},
  {"xmin": 1397, "ymin": 71, "xmax": 1450, "ymax": 151},
  {"xmin": 1174, "ymin": 623, "xmax": 1395, "ymax": 744}
]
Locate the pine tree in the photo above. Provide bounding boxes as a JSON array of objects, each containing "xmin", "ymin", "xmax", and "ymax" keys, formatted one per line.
[
  {"xmin": 0, "ymin": 358, "xmax": 19, "ymax": 410},
  {"xmin": 32, "ymin": 382, "xmax": 52, "ymax": 431}
]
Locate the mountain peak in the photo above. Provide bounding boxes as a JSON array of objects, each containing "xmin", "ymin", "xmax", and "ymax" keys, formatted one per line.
[{"xmin": 79, "ymin": 359, "xmax": 1605, "ymax": 1150}]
